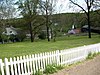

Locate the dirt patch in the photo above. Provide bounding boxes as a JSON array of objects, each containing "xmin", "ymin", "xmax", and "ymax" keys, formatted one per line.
[{"xmin": 50, "ymin": 55, "xmax": 100, "ymax": 75}]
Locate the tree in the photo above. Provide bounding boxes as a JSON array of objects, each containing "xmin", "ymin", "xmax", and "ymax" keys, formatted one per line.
[
  {"xmin": 0, "ymin": 0, "xmax": 16, "ymax": 43},
  {"xmin": 90, "ymin": 10, "xmax": 100, "ymax": 27},
  {"xmin": 39, "ymin": 0, "xmax": 57, "ymax": 41},
  {"xmin": 16, "ymin": 0, "xmax": 40, "ymax": 42},
  {"xmin": 69, "ymin": 0, "xmax": 100, "ymax": 38},
  {"xmin": 0, "ymin": 0, "xmax": 16, "ymax": 26}
]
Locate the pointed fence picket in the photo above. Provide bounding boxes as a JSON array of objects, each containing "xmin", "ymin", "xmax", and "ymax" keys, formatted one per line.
[{"xmin": 0, "ymin": 43, "xmax": 100, "ymax": 75}]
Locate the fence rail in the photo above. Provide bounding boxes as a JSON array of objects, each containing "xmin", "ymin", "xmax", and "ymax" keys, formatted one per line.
[{"xmin": 0, "ymin": 43, "xmax": 100, "ymax": 75}]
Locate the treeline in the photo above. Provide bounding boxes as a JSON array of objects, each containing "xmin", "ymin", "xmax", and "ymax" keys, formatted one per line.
[
  {"xmin": 0, "ymin": 10, "xmax": 100, "ymax": 39},
  {"xmin": 0, "ymin": 0, "xmax": 99, "ymax": 42}
]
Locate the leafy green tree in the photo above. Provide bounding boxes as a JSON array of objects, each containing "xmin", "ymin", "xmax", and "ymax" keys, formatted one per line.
[
  {"xmin": 16, "ymin": 0, "xmax": 41, "ymax": 42},
  {"xmin": 90, "ymin": 10, "xmax": 100, "ymax": 27}
]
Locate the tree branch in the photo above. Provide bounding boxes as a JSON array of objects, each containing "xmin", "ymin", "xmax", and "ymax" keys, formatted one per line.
[
  {"xmin": 69, "ymin": 0, "xmax": 88, "ymax": 15},
  {"xmin": 90, "ymin": 0, "xmax": 94, "ymax": 7}
]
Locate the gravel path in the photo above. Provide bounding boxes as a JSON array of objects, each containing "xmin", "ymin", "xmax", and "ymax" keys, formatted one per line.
[{"xmin": 51, "ymin": 55, "xmax": 100, "ymax": 75}]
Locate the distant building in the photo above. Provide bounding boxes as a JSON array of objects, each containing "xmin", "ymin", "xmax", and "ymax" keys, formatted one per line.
[
  {"xmin": 1, "ymin": 26, "xmax": 26, "ymax": 42},
  {"xmin": 68, "ymin": 25, "xmax": 81, "ymax": 34},
  {"xmin": 2, "ymin": 26, "xmax": 19, "ymax": 35}
]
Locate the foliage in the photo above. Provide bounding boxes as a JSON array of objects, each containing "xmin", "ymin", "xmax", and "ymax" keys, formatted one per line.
[
  {"xmin": 0, "ymin": 36, "xmax": 2, "ymax": 42},
  {"xmin": 15, "ymin": 0, "xmax": 47, "ymax": 42},
  {"xmin": 15, "ymin": 31, "xmax": 26, "ymax": 42},
  {"xmin": 32, "ymin": 64, "xmax": 64, "ymax": 75},
  {"xmin": 9, "ymin": 34, "xmax": 15, "ymax": 42},
  {"xmin": 56, "ymin": 65, "xmax": 64, "ymax": 70},
  {"xmin": 87, "ymin": 52, "xmax": 94, "ymax": 59},
  {"xmin": 44, "ymin": 64, "xmax": 64, "ymax": 74},
  {"xmin": 0, "ymin": 70, "xmax": 1, "ymax": 75},
  {"xmin": 1, "ymin": 34, "xmax": 8, "ymax": 42},
  {"xmin": 44, "ymin": 64, "xmax": 58, "ymax": 74},
  {"xmin": 38, "ymin": 31, "xmax": 46, "ymax": 40},
  {"xmin": 87, "ymin": 52, "xmax": 100, "ymax": 59},
  {"xmin": 34, "ymin": 70, "xmax": 43, "ymax": 75},
  {"xmin": 69, "ymin": 0, "xmax": 100, "ymax": 38},
  {"xmin": 40, "ymin": 0, "xmax": 58, "ymax": 42},
  {"xmin": 90, "ymin": 10, "xmax": 100, "ymax": 27},
  {"xmin": 0, "ymin": 0, "xmax": 16, "ymax": 19}
]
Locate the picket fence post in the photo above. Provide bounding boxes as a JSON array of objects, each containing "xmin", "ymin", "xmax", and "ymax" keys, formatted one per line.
[
  {"xmin": 56, "ymin": 50, "xmax": 60, "ymax": 65},
  {"xmin": 5, "ymin": 58, "xmax": 10, "ymax": 75},
  {"xmin": 20, "ymin": 56, "xmax": 24, "ymax": 74},
  {"xmin": 0, "ymin": 43, "xmax": 100, "ymax": 75},
  {"xmin": 10, "ymin": 58, "xmax": 14, "ymax": 75},
  {"xmin": 0, "ymin": 59, "xmax": 4, "ymax": 75}
]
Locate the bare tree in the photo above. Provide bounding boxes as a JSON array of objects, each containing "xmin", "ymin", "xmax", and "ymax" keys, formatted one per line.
[
  {"xmin": 39, "ymin": 0, "xmax": 57, "ymax": 41},
  {"xmin": 69, "ymin": 0, "xmax": 100, "ymax": 38},
  {"xmin": 0, "ymin": 0, "xmax": 16, "ymax": 25}
]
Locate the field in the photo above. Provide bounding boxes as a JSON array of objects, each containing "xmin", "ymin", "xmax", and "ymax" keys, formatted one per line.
[{"xmin": 0, "ymin": 34, "xmax": 100, "ymax": 60}]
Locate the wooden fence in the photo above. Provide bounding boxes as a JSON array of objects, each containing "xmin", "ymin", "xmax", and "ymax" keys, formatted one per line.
[{"xmin": 0, "ymin": 43, "xmax": 100, "ymax": 75}]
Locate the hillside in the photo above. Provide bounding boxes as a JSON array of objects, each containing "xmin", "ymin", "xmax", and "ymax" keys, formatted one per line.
[{"xmin": 0, "ymin": 10, "xmax": 100, "ymax": 32}]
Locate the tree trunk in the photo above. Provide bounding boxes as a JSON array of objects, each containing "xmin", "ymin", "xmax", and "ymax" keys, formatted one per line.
[
  {"xmin": 47, "ymin": 26, "xmax": 50, "ymax": 41},
  {"xmin": 29, "ymin": 22, "xmax": 33, "ymax": 42},
  {"xmin": 87, "ymin": 6, "xmax": 91, "ymax": 38},
  {"xmin": 46, "ymin": 6, "xmax": 50, "ymax": 42},
  {"xmin": 50, "ymin": 28, "xmax": 53, "ymax": 39}
]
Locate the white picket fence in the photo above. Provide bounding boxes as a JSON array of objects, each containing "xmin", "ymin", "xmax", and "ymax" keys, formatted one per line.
[{"xmin": 0, "ymin": 43, "xmax": 100, "ymax": 75}]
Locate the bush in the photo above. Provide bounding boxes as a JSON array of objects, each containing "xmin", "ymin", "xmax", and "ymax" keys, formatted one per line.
[
  {"xmin": 32, "ymin": 64, "xmax": 64, "ymax": 75},
  {"xmin": 34, "ymin": 70, "xmax": 43, "ymax": 75},
  {"xmin": 44, "ymin": 64, "xmax": 64, "ymax": 74},
  {"xmin": 38, "ymin": 32, "xmax": 46, "ymax": 40},
  {"xmin": 1, "ymin": 34, "xmax": 8, "ymax": 42},
  {"xmin": 87, "ymin": 52, "xmax": 99, "ymax": 59},
  {"xmin": 87, "ymin": 52, "xmax": 94, "ymax": 59},
  {"xmin": 15, "ymin": 33, "xmax": 26, "ymax": 42},
  {"xmin": 44, "ymin": 64, "xmax": 57, "ymax": 74},
  {"xmin": 13, "ymin": 29, "xmax": 26, "ymax": 42},
  {"xmin": 9, "ymin": 34, "xmax": 15, "ymax": 42},
  {"xmin": 0, "ymin": 35, "xmax": 2, "ymax": 42}
]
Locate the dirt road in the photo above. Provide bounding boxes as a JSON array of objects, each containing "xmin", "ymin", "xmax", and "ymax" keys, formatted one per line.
[{"xmin": 51, "ymin": 55, "xmax": 100, "ymax": 75}]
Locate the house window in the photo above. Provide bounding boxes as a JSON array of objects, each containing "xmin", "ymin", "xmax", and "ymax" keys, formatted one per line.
[
  {"xmin": 5, "ymin": 31, "xmax": 7, "ymax": 33},
  {"xmin": 10, "ymin": 31, "xmax": 12, "ymax": 33}
]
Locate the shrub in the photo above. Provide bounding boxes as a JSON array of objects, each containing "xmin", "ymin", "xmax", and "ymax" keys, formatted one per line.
[
  {"xmin": 1, "ymin": 34, "xmax": 8, "ymax": 42},
  {"xmin": 0, "ymin": 35, "xmax": 2, "ymax": 42},
  {"xmin": 44, "ymin": 64, "xmax": 64, "ymax": 74},
  {"xmin": 92, "ymin": 53, "xmax": 97, "ymax": 57},
  {"xmin": 87, "ymin": 52, "xmax": 100, "ymax": 59},
  {"xmin": 15, "ymin": 30, "xmax": 26, "ymax": 42},
  {"xmin": 56, "ymin": 65, "xmax": 64, "ymax": 70},
  {"xmin": 44, "ymin": 64, "xmax": 57, "ymax": 74},
  {"xmin": 32, "ymin": 64, "xmax": 64, "ymax": 75},
  {"xmin": 15, "ymin": 33, "xmax": 26, "ymax": 42},
  {"xmin": 87, "ymin": 52, "xmax": 93, "ymax": 59},
  {"xmin": 34, "ymin": 70, "xmax": 43, "ymax": 75},
  {"xmin": 38, "ymin": 32, "xmax": 46, "ymax": 40},
  {"xmin": 0, "ymin": 70, "xmax": 1, "ymax": 75},
  {"xmin": 9, "ymin": 34, "xmax": 15, "ymax": 42}
]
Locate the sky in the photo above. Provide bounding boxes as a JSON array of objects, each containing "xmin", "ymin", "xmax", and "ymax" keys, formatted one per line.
[
  {"xmin": 0, "ymin": 0, "xmax": 86, "ymax": 18},
  {"xmin": 55, "ymin": 0, "xmax": 85, "ymax": 13},
  {"xmin": 42, "ymin": 0, "xmax": 86, "ymax": 13},
  {"xmin": 0, "ymin": 0, "xmax": 85, "ymax": 14}
]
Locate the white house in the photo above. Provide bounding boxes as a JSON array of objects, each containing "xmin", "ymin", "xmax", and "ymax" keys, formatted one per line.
[{"xmin": 2, "ymin": 26, "xmax": 18, "ymax": 35}]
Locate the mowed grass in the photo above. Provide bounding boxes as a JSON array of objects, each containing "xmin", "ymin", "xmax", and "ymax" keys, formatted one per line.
[{"xmin": 0, "ymin": 34, "xmax": 100, "ymax": 60}]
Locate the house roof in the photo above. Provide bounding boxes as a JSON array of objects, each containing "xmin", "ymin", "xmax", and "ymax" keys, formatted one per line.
[{"xmin": 2, "ymin": 26, "xmax": 21, "ymax": 35}]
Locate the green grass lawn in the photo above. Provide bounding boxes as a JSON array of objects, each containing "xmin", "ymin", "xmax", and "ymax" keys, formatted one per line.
[{"xmin": 0, "ymin": 34, "xmax": 100, "ymax": 60}]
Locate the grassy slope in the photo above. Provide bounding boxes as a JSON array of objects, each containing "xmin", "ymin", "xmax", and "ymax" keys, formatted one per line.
[{"xmin": 0, "ymin": 35, "xmax": 100, "ymax": 60}]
